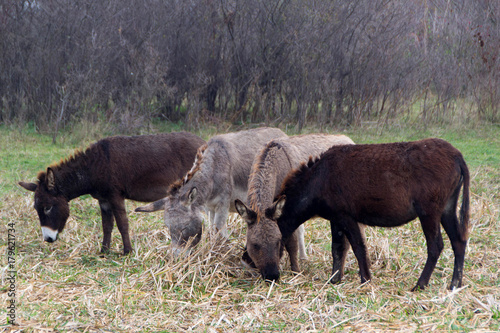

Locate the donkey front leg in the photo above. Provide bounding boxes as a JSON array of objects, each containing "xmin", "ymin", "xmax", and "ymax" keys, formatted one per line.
[
  {"xmin": 296, "ymin": 224, "xmax": 308, "ymax": 260},
  {"xmin": 99, "ymin": 200, "xmax": 115, "ymax": 254},
  {"xmin": 329, "ymin": 221, "xmax": 350, "ymax": 284},
  {"xmin": 338, "ymin": 216, "xmax": 371, "ymax": 284},
  {"xmin": 212, "ymin": 204, "xmax": 229, "ymax": 239},
  {"xmin": 110, "ymin": 197, "xmax": 133, "ymax": 255},
  {"xmin": 284, "ymin": 231, "xmax": 300, "ymax": 273}
]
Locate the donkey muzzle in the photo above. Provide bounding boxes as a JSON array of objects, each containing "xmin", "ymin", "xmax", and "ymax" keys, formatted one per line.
[
  {"xmin": 262, "ymin": 263, "xmax": 280, "ymax": 282},
  {"xmin": 42, "ymin": 226, "xmax": 58, "ymax": 242}
]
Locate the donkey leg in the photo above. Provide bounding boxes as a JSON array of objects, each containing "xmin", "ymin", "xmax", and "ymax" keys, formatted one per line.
[
  {"xmin": 339, "ymin": 216, "xmax": 371, "ymax": 284},
  {"xmin": 99, "ymin": 200, "xmax": 115, "ymax": 253},
  {"xmin": 213, "ymin": 205, "xmax": 229, "ymax": 239},
  {"xmin": 441, "ymin": 211, "xmax": 467, "ymax": 290},
  {"xmin": 111, "ymin": 198, "xmax": 133, "ymax": 255},
  {"xmin": 413, "ymin": 215, "xmax": 443, "ymax": 291},
  {"xmin": 284, "ymin": 231, "xmax": 300, "ymax": 273},
  {"xmin": 296, "ymin": 224, "xmax": 308, "ymax": 260},
  {"xmin": 329, "ymin": 221, "xmax": 350, "ymax": 284}
]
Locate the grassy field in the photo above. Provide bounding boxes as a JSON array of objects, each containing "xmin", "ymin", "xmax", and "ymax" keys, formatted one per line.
[{"xmin": 0, "ymin": 122, "xmax": 499, "ymax": 332}]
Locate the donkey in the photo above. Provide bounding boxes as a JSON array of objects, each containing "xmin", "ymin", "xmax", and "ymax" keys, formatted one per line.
[
  {"xmin": 135, "ymin": 127, "xmax": 287, "ymax": 249},
  {"xmin": 250, "ymin": 138, "xmax": 470, "ymax": 291},
  {"xmin": 235, "ymin": 134, "xmax": 356, "ymax": 275},
  {"xmin": 19, "ymin": 132, "xmax": 205, "ymax": 254}
]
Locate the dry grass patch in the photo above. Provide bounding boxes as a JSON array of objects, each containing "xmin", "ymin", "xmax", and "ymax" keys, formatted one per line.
[
  {"xmin": 1, "ymin": 181, "xmax": 499, "ymax": 332},
  {"xmin": 1, "ymin": 124, "xmax": 499, "ymax": 332}
]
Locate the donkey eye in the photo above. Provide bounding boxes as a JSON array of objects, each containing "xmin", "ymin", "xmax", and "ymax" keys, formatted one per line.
[
  {"xmin": 253, "ymin": 244, "xmax": 261, "ymax": 251},
  {"xmin": 44, "ymin": 206, "xmax": 53, "ymax": 215}
]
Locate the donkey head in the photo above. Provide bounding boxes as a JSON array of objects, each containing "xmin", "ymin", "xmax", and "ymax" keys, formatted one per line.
[
  {"xmin": 164, "ymin": 186, "xmax": 204, "ymax": 248},
  {"xmin": 19, "ymin": 168, "xmax": 70, "ymax": 243},
  {"xmin": 235, "ymin": 199, "xmax": 285, "ymax": 282}
]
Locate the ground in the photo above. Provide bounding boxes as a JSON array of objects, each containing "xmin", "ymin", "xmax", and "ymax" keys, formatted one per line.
[{"xmin": 0, "ymin": 123, "xmax": 498, "ymax": 332}]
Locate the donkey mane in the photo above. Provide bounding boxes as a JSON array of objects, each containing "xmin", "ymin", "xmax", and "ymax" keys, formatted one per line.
[
  {"xmin": 182, "ymin": 144, "xmax": 208, "ymax": 184},
  {"xmin": 247, "ymin": 141, "xmax": 292, "ymax": 213},
  {"xmin": 36, "ymin": 149, "xmax": 88, "ymax": 181},
  {"xmin": 279, "ymin": 156, "xmax": 320, "ymax": 198},
  {"xmin": 34, "ymin": 146, "xmax": 98, "ymax": 194},
  {"xmin": 252, "ymin": 141, "xmax": 292, "ymax": 172}
]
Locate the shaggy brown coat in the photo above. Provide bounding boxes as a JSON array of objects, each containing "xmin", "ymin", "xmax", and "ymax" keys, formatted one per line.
[
  {"xmin": 19, "ymin": 132, "xmax": 205, "ymax": 254},
  {"xmin": 264, "ymin": 138, "xmax": 470, "ymax": 291}
]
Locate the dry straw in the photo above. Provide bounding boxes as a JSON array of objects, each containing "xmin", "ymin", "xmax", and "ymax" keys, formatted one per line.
[{"xmin": 1, "ymin": 166, "xmax": 499, "ymax": 332}]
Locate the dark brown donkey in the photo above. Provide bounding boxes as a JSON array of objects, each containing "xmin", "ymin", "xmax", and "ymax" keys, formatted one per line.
[
  {"xmin": 19, "ymin": 132, "xmax": 205, "ymax": 254},
  {"xmin": 261, "ymin": 138, "xmax": 470, "ymax": 291}
]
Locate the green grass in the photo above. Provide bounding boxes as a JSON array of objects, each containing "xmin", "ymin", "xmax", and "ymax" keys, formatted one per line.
[{"xmin": 0, "ymin": 122, "xmax": 499, "ymax": 332}]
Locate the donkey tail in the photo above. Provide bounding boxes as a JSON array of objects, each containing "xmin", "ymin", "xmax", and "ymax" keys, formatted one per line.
[
  {"xmin": 459, "ymin": 157, "xmax": 470, "ymax": 242},
  {"xmin": 135, "ymin": 198, "xmax": 167, "ymax": 212}
]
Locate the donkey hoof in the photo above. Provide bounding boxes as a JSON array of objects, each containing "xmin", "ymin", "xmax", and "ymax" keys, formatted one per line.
[
  {"xmin": 330, "ymin": 277, "xmax": 342, "ymax": 285},
  {"xmin": 330, "ymin": 274, "xmax": 343, "ymax": 284},
  {"xmin": 411, "ymin": 284, "xmax": 426, "ymax": 292},
  {"xmin": 448, "ymin": 280, "xmax": 462, "ymax": 290}
]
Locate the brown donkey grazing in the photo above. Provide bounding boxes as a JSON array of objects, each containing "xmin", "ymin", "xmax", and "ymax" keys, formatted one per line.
[
  {"xmin": 262, "ymin": 138, "xmax": 470, "ymax": 291},
  {"xmin": 235, "ymin": 134, "xmax": 356, "ymax": 278},
  {"xmin": 135, "ymin": 127, "xmax": 287, "ymax": 250},
  {"xmin": 19, "ymin": 132, "xmax": 205, "ymax": 254}
]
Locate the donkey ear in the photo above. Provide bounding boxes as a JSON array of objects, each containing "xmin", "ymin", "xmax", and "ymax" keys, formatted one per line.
[
  {"xmin": 135, "ymin": 197, "xmax": 167, "ymax": 212},
  {"xmin": 265, "ymin": 195, "xmax": 286, "ymax": 220},
  {"xmin": 19, "ymin": 181, "xmax": 38, "ymax": 192},
  {"xmin": 46, "ymin": 168, "xmax": 57, "ymax": 192},
  {"xmin": 187, "ymin": 187, "xmax": 198, "ymax": 205},
  {"xmin": 234, "ymin": 199, "xmax": 257, "ymax": 225}
]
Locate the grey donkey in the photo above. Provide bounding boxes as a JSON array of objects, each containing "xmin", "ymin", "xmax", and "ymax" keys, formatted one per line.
[{"xmin": 135, "ymin": 127, "xmax": 289, "ymax": 251}]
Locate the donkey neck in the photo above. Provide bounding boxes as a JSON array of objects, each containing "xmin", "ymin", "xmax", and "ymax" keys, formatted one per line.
[
  {"xmin": 52, "ymin": 152, "xmax": 94, "ymax": 200},
  {"xmin": 184, "ymin": 143, "xmax": 227, "ymax": 205},
  {"xmin": 278, "ymin": 169, "xmax": 321, "ymax": 240},
  {"xmin": 278, "ymin": 197, "xmax": 316, "ymax": 240},
  {"xmin": 249, "ymin": 144, "xmax": 294, "ymax": 213}
]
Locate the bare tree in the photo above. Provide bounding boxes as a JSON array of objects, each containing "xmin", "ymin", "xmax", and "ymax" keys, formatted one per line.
[{"xmin": 0, "ymin": 0, "xmax": 497, "ymax": 131}]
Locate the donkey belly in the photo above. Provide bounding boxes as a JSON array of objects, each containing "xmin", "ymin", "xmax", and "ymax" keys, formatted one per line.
[
  {"xmin": 360, "ymin": 214, "xmax": 417, "ymax": 228},
  {"xmin": 127, "ymin": 188, "xmax": 169, "ymax": 203},
  {"xmin": 123, "ymin": 175, "xmax": 173, "ymax": 202},
  {"xmin": 356, "ymin": 204, "xmax": 418, "ymax": 228}
]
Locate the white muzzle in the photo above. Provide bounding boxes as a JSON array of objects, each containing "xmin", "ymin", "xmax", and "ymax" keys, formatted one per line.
[{"xmin": 42, "ymin": 227, "xmax": 58, "ymax": 242}]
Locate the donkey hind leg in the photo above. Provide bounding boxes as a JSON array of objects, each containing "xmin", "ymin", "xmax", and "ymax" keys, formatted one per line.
[
  {"xmin": 297, "ymin": 224, "xmax": 308, "ymax": 260},
  {"xmin": 329, "ymin": 221, "xmax": 350, "ymax": 284},
  {"xmin": 338, "ymin": 216, "xmax": 371, "ymax": 284},
  {"xmin": 413, "ymin": 215, "xmax": 444, "ymax": 291},
  {"xmin": 99, "ymin": 200, "xmax": 115, "ymax": 254},
  {"xmin": 441, "ymin": 210, "xmax": 467, "ymax": 290},
  {"xmin": 110, "ymin": 198, "xmax": 133, "ymax": 255}
]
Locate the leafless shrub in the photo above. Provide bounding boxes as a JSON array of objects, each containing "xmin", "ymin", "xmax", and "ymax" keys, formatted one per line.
[{"xmin": 0, "ymin": 0, "xmax": 497, "ymax": 130}]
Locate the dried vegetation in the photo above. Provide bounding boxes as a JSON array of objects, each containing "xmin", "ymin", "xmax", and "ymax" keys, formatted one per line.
[{"xmin": 0, "ymin": 128, "xmax": 499, "ymax": 332}]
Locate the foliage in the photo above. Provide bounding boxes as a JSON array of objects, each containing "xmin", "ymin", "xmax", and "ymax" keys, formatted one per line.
[{"xmin": 0, "ymin": 0, "xmax": 498, "ymax": 134}]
